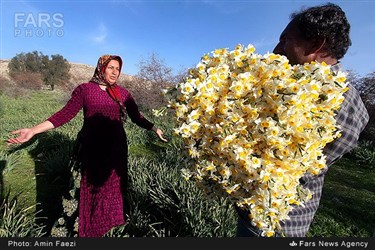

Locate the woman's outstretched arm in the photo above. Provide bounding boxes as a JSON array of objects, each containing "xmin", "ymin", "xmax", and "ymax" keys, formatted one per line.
[{"xmin": 7, "ymin": 120, "xmax": 55, "ymax": 145}]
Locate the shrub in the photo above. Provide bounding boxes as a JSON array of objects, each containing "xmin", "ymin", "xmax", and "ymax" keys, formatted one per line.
[
  {"xmin": 10, "ymin": 72, "xmax": 43, "ymax": 90},
  {"xmin": 359, "ymin": 105, "xmax": 375, "ymax": 144},
  {"xmin": 0, "ymin": 76, "xmax": 13, "ymax": 94},
  {"xmin": 0, "ymin": 76, "xmax": 29, "ymax": 98},
  {"xmin": 351, "ymin": 140, "xmax": 375, "ymax": 167}
]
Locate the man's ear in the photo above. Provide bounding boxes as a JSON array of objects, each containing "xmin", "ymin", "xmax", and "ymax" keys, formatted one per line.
[
  {"xmin": 304, "ymin": 37, "xmax": 328, "ymax": 62},
  {"xmin": 310, "ymin": 37, "xmax": 327, "ymax": 55}
]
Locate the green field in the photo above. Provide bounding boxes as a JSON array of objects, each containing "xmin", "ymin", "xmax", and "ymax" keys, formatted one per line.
[{"xmin": 0, "ymin": 90, "xmax": 374, "ymax": 237}]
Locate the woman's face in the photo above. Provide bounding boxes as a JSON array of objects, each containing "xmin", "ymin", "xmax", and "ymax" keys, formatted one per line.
[{"xmin": 104, "ymin": 59, "xmax": 120, "ymax": 85}]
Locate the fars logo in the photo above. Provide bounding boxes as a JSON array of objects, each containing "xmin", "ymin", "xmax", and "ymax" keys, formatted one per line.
[{"xmin": 14, "ymin": 12, "xmax": 64, "ymax": 37}]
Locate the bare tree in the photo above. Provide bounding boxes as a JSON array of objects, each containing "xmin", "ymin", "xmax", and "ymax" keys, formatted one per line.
[
  {"xmin": 358, "ymin": 72, "xmax": 375, "ymax": 105},
  {"xmin": 136, "ymin": 52, "xmax": 175, "ymax": 86},
  {"xmin": 349, "ymin": 70, "xmax": 375, "ymax": 143},
  {"xmin": 120, "ymin": 53, "xmax": 182, "ymax": 109}
]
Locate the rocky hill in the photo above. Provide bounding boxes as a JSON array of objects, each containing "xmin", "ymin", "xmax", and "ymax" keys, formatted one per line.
[
  {"xmin": 0, "ymin": 59, "xmax": 134, "ymax": 86},
  {"xmin": 0, "ymin": 60, "xmax": 11, "ymax": 80}
]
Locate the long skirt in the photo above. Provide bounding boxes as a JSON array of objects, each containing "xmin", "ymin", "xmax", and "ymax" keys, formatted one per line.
[{"xmin": 51, "ymin": 118, "xmax": 129, "ymax": 237}]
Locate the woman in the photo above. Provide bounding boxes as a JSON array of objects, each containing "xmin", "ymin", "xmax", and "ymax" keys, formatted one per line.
[{"xmin": 7, "ymin": 54, "xmax": 168, "ymax": 237}]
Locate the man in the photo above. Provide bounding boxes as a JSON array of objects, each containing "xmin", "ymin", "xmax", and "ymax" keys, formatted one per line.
[{"xmin": 236, "ymin": 3, "xmax": 369, "ymax": 237}]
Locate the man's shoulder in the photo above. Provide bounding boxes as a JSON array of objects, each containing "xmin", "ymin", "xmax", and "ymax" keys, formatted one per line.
[
  {"xmin": 338, "ymin": 81, "xmax": 369, "ymax": 127},
  {"xmin": 344, "ymin": 82, "xmax": 363, "ymax": 102}
]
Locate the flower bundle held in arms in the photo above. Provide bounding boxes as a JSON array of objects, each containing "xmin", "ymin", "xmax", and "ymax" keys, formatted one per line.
[{"xmin": 166, "ymin": 44, "xmax": 348, "ymax": 237}]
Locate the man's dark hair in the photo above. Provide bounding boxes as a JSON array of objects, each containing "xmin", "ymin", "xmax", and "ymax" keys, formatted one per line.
[{"xmin": 291, "ymin": 2, "xmax": 351, "ymax": 60}]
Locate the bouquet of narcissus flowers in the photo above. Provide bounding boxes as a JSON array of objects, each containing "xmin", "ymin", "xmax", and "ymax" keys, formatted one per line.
[{"xmin": 165, "ymin": 44, "xmax": 348, "ymax": 236}]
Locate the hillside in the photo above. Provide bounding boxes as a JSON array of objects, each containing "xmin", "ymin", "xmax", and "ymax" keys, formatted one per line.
[
  {"xmin": 68, "ymin": 61, "xmax": 135, "ymax": 85},
  {"xmin": 0, "ymin": 59, "xmax": 134, "ymax": 86},
  {"xmin": 0, "ymin": 59, "xmax": 158, "ymax": 108}
]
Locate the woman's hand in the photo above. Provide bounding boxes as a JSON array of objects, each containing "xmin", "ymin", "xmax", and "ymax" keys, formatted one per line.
[
  {"xmin": 7, "ymin": 128, "xmax": 35, "ymax": 145},
  {"xmin": 152, "ymin": 126, "xmax": 168, "ymax": 142},
  {"xmin": 7, "ymin": 121, "xmax": 55, "ymax": 145}
]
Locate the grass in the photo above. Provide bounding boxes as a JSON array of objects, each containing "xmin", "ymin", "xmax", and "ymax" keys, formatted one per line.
[
  {"xmin": 308, "ymin": 157, "xmax": 375, "ymax": 237},
  {"xmin": 0, "ymin": 90, "xmax": 374, "ymax": 237}
]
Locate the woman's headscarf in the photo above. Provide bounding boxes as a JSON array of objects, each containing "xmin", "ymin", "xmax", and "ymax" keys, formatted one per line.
[
  {"xmin": 90, "ymin": 55, "xmax": 122, "ymax": 86},
  {"xmin": 90, "ymin": 54, "xmax": 127, "ymax": 121}
]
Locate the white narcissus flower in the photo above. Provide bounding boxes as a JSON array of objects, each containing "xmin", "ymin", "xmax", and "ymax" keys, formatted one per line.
[{"xmin": 165, "ymin": 43, "xmax": 348, "ymax": 236}]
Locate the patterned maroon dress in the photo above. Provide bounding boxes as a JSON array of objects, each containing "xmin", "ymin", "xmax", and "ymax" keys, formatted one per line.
[{"xmin": 48, "ymin": 82, "xmax": 153, "ymax": 237}]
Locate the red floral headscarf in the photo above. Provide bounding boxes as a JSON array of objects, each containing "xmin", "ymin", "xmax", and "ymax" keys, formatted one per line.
[
  {"xmin": 90, "ymin": 54, "xmax": 127, "ymax": 121},
  {"xmin": 90, "ymin": 55, "xmax": 122, "ymax": 86}
]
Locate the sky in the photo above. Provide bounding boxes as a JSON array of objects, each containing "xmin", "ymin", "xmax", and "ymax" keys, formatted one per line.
[{"xmin": 1, "ymin": 0, "xmax": 375, "ymax": 78}]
